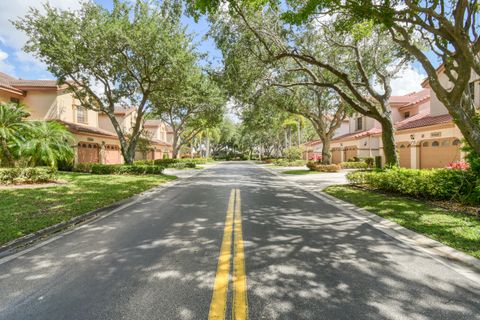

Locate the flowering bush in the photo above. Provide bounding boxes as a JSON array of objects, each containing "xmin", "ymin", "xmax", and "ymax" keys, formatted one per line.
[{"xmin": 446, "ymin": 161, "xmax": 470, "ymax": 170}]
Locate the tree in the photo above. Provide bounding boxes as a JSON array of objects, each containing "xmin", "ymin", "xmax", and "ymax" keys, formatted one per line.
[
  {"xmin": 192, "ymin": 0, "xmax": 480, "ymax": 159},
  {"xmin": 151, "ymin": 67, "xmax": 226, "ymax": 158},
  {"xmin": 205, "ymin": 6, "xmax": 403, "ymax": 164},
  {"xmin": 263, "ymin": 86, "xmax": 349, "ymax": 163},
  {"xmin": 15, "ymin": 0, "xmax": 186, "ymax": 164},
  {"xmin": 0, "ymin": 103, "xmax": 31, "ymax": 167},
  {"xmin": 22, "ymin": 121, "xmax": 75, "ymax": 168}
]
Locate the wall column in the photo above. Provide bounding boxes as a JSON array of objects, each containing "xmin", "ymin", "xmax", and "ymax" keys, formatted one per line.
[{"xmin": 410, "ymin": 142, "xmax": 418, "ymax": 169}]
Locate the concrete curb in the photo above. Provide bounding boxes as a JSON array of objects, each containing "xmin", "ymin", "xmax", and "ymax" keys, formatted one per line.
[
  {"xmin": 0, "ymin": 166, "xmax": 213, "ymax": 259},
  {"xmin": 257, "ymin": 163, "xmax": 480, "ymax": 274}
]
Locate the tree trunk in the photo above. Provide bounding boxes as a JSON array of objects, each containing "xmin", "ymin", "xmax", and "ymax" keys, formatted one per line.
[
  {"xmin": 378, "ymin": 117, "xmax": 398, "ymax": 167},
  {"xmin": 320, "ymin": 138, "xmax": 332, "ymax": 164},
  {"xmin": 206, "ymin": 136, "xmax": 210, "ymax": 158},
  {"xmin": 0, "ymin": 139, "xmax": 15, "ymax": 167},
  {"xmin": 172, "ymin": 133, "xmax": 180, "ymax": 159}
]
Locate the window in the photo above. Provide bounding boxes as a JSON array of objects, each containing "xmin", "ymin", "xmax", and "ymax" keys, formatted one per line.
[
  {"xmin": 452, "ymin": 139, "xmax": 461, "ymax": 146},
  {"xmin": 76, "ymin": 106, "xmax": 88, "ymax": 124},
  {"xmin": 10, "ymin": 97, "xmax": 20, "ymax": 104},
  {"xmin": 422, "ymin": 141, "xmax": 429, "ymax": 147},
  {"xmin": 356, "ymin": 117, "xmax": 363, "ymax": 131},
  {"xmin": 432, "ymin": 141, "xmax": 440, "ymax": 147},
  {"xmin": 404, "ymin": 111, "xmax": 410, "ymax": 118}
]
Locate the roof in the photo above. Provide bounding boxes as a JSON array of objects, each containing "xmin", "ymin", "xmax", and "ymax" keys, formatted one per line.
[
  {"xmin": 389, "ymin": 89, "xmax": 430, "ymax": 108},
  {"xmin": 150, "ymin": 138, "xmax": 172, "ymax": 147},
  {"xmin": 304, "ymin": 139, "xmax": 322, "ymax": 146},
  {"xmin": 396, "ymin": 113, "xmax": 453, "ymax": 131},
  {"xmin": 114, "ymin": 106, "xmax": 136, "ymax": 116},
  {"xmin": 0, "ymin": 72, "xmax": 63, "ymax": 93},
  {"xmin": 58, "ymin": 120, "xmax": 119, "ymax": 138},
  {"xmin": 332, "ymin": 127, "xmax": 382, "ymax": 142},
  {"xmin": 144, "ymin": 119, "xmax": 164, "ymax": 127}
]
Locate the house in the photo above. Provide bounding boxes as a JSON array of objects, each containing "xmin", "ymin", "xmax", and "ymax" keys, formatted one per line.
[
  {"xmin": 97, "ymin": 107, "xmax": 173, "ymax": 160},
  {"xmin": 302, "ymin": 118, "xmax": 350, "ymax": 160},
  {"xmin": 0, "ymin": 71, "xmax": 173, "ymax": 164},
  {"xmin": 0, "ymin": 72, "xmax": 122, "ymax": 164},
  {"xmin": 315, "ymin": 83, "xmax": 465, "ymax": 168}
]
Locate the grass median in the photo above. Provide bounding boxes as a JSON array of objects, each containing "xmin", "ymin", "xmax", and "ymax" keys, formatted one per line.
[
  {"xmin": 0, "ymin": 172, "xmax": 176, "ymax": 246},
  {"xmin": 324, "ymin": 185, "xmax": 480, "ymax": 259}
]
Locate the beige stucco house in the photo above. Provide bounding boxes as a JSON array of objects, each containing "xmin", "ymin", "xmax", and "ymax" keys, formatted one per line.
[
  {"xmin": 0, "ymin": 72, "xmax": 173, "ymax": 164},
  {"xmin": 304, "ymin": 84, "xmax": 466, "ymax": 168}
]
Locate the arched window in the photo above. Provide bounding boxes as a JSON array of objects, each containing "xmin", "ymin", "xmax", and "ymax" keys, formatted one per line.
[
  {"xmin": 441, "ymin": 140, "xmax": 449, "ymax": 147},
  {"xmin": 432, "ymin": 141, "xmax": 440, "ymax": 147},
  {"xmin": 422, "ymin": 141, "xmax": 429, "ymax": 147},
  {"xmin": 452, "ymin": 139, "xmax": 461, "ymax": 146},
  {"xmin": 400, "ymin": 144, "xmax": 406, "ymax": 149}
]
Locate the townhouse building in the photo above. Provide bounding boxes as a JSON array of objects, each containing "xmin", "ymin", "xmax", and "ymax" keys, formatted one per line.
[
  {"xmin": 304, "ymin": 81, "xmax": 466, "ymax": 169},
  {"xmin": 0, "ymin": 72, "xmax": 173, "ymax": 164}
]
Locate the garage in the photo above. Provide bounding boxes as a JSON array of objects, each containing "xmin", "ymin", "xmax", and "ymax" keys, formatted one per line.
[
  {"xmin": 77, "ymin": 142, "xmax": 99, "ymax": 163},
  {"xmin": 344, "ymin": 146, "xmax": 358, "ymax": 162},
  {"xmin": 397, "ymin": 142, "xmax": 411, "ymax": 168},
  {"xmin": 104, "ymin": 144, "xmax": 121, "ymax": 164},
  {"xmin": 331, "ymin": 148, "xmax": 342, "ymax": 164},
  {"xmin": 419, "ymin": 138, "xmax": 461, "ymax": 168}
]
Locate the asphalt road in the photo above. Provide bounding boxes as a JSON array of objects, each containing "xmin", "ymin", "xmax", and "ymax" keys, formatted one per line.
[{"xmin": 0, "ymin": 162, "xmax": 479, "ymax": 320}]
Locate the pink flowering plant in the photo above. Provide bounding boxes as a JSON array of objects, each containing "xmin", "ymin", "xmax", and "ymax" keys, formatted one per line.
[{"xmin": 446, "ymin": 161, "xmax": 470, "ymax": 170}]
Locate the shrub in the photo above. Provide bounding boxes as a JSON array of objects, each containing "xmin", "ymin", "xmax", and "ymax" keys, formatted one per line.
[
  {"xmin": 91, "ymin": 164, "xmax": 164, "ymax": 175},
  {"xmin": 262, "ymin": 158, "xmax": 275, "ymax": 164},
  {"xmin": 153, "ymin": 158, "xmax": 197, "ymax": 168},
  {"xmin": 273, "ymin": 159, "xmax": 307, "ymax": 167},
  {"xmin": 283, "ymin": 147, "xmax": 303, "ymax": 161},
  {"xmin": 374, "ymin": 156, "xmax": 382, "ymax": 169},
  {"xmin": 307, "ymin": 162, "xmax": 341, "ymax": 172},
  {"xmin": 134, "ymin": 160, "xmax": 154, "ymax": 166},
  {"xmin": 0, "ymin": 167, "xmax": 57, "ymax": 185},
  {"xmin": 340, "ymin": 161, "xmax": 368, "ymax": 169},
  {"xmin": 446, "ymin": 161, "xmax": 470, "ymax": 170},
  {"xmin": 364, "ymin": 157, "xmax": 374, "ymax": 168},
  {"xmin": 74, "ymin": 162, "xmax": 95, "ymax": 173},
  {"xmin": 346, "ymin": 167, "xmax": 480, "ymax": 204}
]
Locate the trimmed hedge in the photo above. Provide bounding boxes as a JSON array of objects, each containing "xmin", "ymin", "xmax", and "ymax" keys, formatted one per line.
[
  {"xmin": 0, "ymin": 167, "xmax": 57, "ymax": 185},
  {"xmin": 91, "ymin": 164, "xmax": 164, "ymax": 175},
  {"xmin": 340, "ymin": 161, "xmax": 368, "ymax": 169},
  {"xmin": 273, "ymin": 159, "xmax": 307, "ymax": 167},
  {"xmin": 307, "ymin": 162, "xmax": 341, "ymax": 172},
  {"xmin": 347, "ymin": 167, "xmax": 480, "ymax": 204},
  {"xmin": 74, "ymin": 162, "xmax": 95, "ymax": 173}
]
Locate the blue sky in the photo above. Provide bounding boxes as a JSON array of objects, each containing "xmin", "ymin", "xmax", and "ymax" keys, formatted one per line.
[
  {"xmin": 0, "ymin": 0, "xmax": 425, "ymax": 95},
  {"xmin": 0, "ymin": 0, "xmax": 222, "ymax": 80}
]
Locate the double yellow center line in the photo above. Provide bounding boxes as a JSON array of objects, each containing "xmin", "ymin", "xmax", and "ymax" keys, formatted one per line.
[{"xmin": 209, "ymin": 189, "xmax": 248, "ymax": 320}]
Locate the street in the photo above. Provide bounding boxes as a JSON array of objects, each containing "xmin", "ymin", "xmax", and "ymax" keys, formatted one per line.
[{"xmin": 0, "ymin": 162, "xmax": 479, "ymax": 319}]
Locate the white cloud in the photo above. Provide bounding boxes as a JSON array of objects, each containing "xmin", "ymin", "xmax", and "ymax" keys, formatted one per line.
[
  {"xmin": 390, "ymin": 64, "xmax": 426, "ymax": 96},
  {"xmin": 0, "ymin": 1, "xmax": 81, "ymax": 71},
  {"xmin": 0, "ymin": 49, "xmax": 15, "ymax": 75}
]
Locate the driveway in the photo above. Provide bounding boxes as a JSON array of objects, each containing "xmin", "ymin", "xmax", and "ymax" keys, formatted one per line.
[{"xmin": 0, "ymin": 162, "xmax": 478, "ymax": 319}]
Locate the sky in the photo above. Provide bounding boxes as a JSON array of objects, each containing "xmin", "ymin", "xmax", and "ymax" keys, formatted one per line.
[{"xmin": 0, "ymin": 0, "xmax": 426, "ymax": 96}]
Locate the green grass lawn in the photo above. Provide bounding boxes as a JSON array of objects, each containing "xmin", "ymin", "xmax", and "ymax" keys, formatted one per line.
[
  {"xmin": 324, "ymin": 185, "xmax": 480, "ymax": 259},
  {"xmin": 0, "ymin": 172, "xmax": 176, "ymax": 246},
  {"xmin": 282, "ymin": 169, "xmax": 320, "ymax": 175}
]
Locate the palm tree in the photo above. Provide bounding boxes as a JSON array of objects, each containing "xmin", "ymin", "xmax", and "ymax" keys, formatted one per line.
[
  {"xmin": 21, "ymin": 121, "xmax": 75, "ymax": 168},
  {"xmin": 0, "ymin": 103, "xmax": 31, "ymax": 167}
]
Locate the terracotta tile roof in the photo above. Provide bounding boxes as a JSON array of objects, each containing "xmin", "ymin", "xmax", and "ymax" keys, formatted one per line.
[
  {"xmin": 57, "ymin": 120, "xmax": 119, "ymax": 138},
  {"xmin": 0, "ymin": 72, "xmax": 63, "ymax": 94},
  {"xmin": 150, "ymin": 138, "xmax": 172, "ymax": 147},
  {"xmin": 144, "ymin": 119, "xmax": 164, "ymax": 127},
  {"xmin": 332, "ymin": 127, "xmax": 382, "ymax": 142},
  {"xmin": 396, "ymin": 113, "xmax": 453, "ymax": 131},
  {"xmin": 304, "ymin": 139, "xmax": 322, "ymax": 146},
  {"xmin": 114, "ymin": 106, "xmax": 136, "ymax": 115},
  {"xmin": 389, "ymin": 89, "xmax": 430, "ymax": 108}
]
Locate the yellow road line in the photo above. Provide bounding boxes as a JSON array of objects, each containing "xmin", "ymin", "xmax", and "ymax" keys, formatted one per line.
[
  {"xmin": 232, "ymin": 188, "xmax": 248, "ymax": 320},
  {"xmin": 208, "ymin": 189, "xmax": 235, "ymax": 320}
]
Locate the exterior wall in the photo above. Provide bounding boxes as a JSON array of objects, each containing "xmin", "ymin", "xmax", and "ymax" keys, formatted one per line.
[
  {"xmin": 72, "ymin": 133, "xmax": 122, "ymax": 165},
  {"xmin": 98, "ymin": 114, "xmax": 116, "ymax": 133},
  {"xmin": 0, "ymin": 90, "xmax": 23, "ymax": 104},
  {"xmin": 334, "ymin": 121, "xmax": 350, "ymax": 137},
  {"xmin": 394, "ymin": 123, "xmax": 465, "ymax": 169}
]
